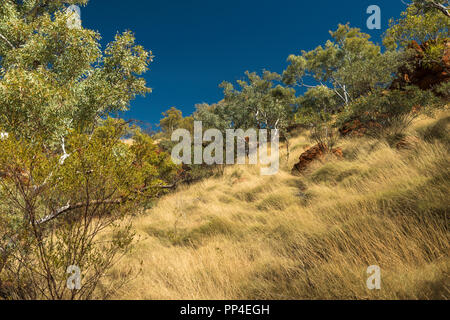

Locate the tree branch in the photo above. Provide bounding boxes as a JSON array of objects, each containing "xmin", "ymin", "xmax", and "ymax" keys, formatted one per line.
[
  {"xmin": 35, "ymin": 199, "xmax": 126, "ymax": 225},
  {"xmin": 430, "ymin": 1, "xmax": 450, "ymax": 17},
  {"xmin": 0, "ymin": 33, "xmax": 15, "ymax": 49},
  {"xmin": 410, "ymin": 0, "xmax": 450, "ymax": 17},
  {"xmin": 35, "ymin": 183, "xmax": 177, "ymax": 225}
]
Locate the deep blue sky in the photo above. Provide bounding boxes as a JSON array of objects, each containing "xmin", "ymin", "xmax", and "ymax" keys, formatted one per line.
[{"xmin": 81, "ymin": 0, "xmax": 406, "ymax": 128}]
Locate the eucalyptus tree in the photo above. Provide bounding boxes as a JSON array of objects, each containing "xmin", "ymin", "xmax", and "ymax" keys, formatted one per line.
[
  {"xmin": 0, "ymin": 0, "xmax": 152, "ymax": 146},
  {"xmin": 159, "ymin": 107, "xmax": 194, "ymax": 137},
  {"xmin": 0, "ymin": 1, "xmax": 179, "ymax": 300},
  {"xmin": 0, "ymin": 119, "xmax": 178, "ymax": 300},
  {"xmin": 194, "ymin": 102, "xmax": 230, "ymax": 132},
  {"xmin": 384, "ymin": 2, "xmax": 449, "ymax": 49},
  {"xmin": 283, "ymin": 24, "xmax": 387, "ymax": 106},
  {"xmin": 209, "ymin": 71, "xmax": 296, "ymax": 161},
  {"xmin": 219, "ymin": 71, "xmax": 296, "ymax": 134}
]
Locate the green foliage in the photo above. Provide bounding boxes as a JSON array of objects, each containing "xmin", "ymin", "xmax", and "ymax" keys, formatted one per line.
[
  {"xmin": 383, "ymin": 4, "xmax": 449, "ymax": 50},
  {"xmin": 284, "ymin": 24, "xmax": 414, "ymax": 147},
  {"xmin": 216, "ymin": 70, "xmax": 296, "ymax": 134},
  {"xmin": 435, "ymin": 80, "xmax": 450, "ymax": 99},
  {"xmin": 281, "ymin": 8, "xmax": 447, "ymax": 145},
  {"xmin": 334, "ymin": 49, "xmax": 412, "ymax": 97},
  {"xmin": 0, "ymin": 1, "xmax": 152, "ymax": 143},
  {"xmin": 383, "ymin": 3, "xmax": 449, "ymax": 73},
  {"xmin": 337, "ymin": 87, "xmax": 441, "ymax": 139},
  {"xmin": 194, "ymin": 102, "xmax": 230, "ymax": 132},
  {"xmin": 0, "ymin": 3, "xmax": 166, "ymax": 298},
  {"xmin": 295, "ymin": 86, "xmax": 339, "ymax": 149},
  {"xmin": 411, "ymin": 0, "xmax": 449, "ymax": 18},
  {"xmin": 158, "ymin": 107, "xmax": 194, "ymax": 137},
  {"xmin": 283, "ymin": 24, "xmax": 385, "ymax": 106},
  {"xmin": 296, "ymin": 86, "xmax": 338, "ymax": 123},
  {"xmin": 0, "ymin": 119, "xmax": 178, "ymax": 299}
]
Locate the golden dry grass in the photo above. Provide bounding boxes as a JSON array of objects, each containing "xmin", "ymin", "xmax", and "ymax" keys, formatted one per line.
[{"xmin": 106, "ymin": 111, "xmax": 449, "ymax": 300}]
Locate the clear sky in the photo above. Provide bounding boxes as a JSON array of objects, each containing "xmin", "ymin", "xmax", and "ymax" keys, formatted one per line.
[{"xmin": 81, "ymin": 0, "xmax": 406, "ymax": 128}]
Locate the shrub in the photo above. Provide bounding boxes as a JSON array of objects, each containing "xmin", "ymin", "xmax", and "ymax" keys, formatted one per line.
[
  {"xmin": 337, "ymin": 87, "xmax": 441, "ymax": 139},
  {"xmin": 0, "ymin": 119, "xmax": 178, "ymax": 299}
]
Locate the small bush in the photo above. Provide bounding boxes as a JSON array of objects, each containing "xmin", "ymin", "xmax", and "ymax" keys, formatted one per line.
[{"xmin": 0, "ymin": 119, "xmax": 178, "ymax": 300}]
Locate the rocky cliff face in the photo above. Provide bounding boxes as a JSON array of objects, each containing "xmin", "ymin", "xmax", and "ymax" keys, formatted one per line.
[{"xmin": 292, "ymin": 144, "xmax": 343, "ymax": 174}]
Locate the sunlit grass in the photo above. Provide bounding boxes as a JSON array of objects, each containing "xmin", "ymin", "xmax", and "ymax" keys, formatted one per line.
[{"xmin": 105, "ymin": 110, "xmax": 449, "ymax": 300}]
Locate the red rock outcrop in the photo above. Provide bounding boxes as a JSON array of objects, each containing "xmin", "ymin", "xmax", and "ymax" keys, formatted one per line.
[{"xmin": 292, "ymin": 144, "xmax": 343, "ymax": 174}]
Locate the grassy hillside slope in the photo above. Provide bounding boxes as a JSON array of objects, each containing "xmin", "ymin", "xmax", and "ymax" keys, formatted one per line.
[{"xmin": 108, "ymin": 110, "xmax": 449, "ymax": 300}]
